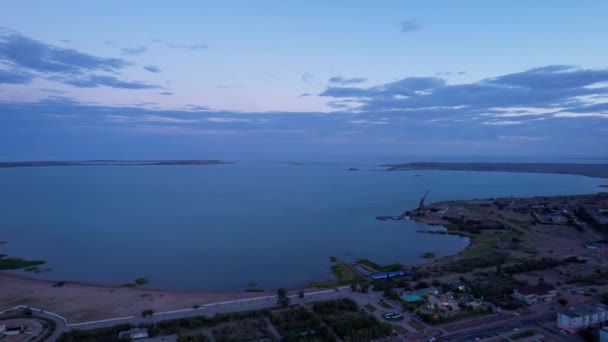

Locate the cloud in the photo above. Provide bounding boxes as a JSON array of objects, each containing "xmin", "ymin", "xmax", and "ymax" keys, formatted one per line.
[
  {"xmin": 168, "ymin": 43, "xmax": 208, "ymax": 50},
  {"xmin": 143, "ymin": 65, "xmax": 161, "ymax": 73},
  {"xmin": 207, "ymin": 117, "xmax": 254, "ymax": 123},
  {"xmin": 0, "ymin": 69, "xmax": 34, "ymax": 84},
  {"xmin": 348, "ymin": 119, "xmax": 389, "ymax": 125},
  {"xmin": 121, "ymin": 46, "xmax": 147, "ymax": 55},
  {"xmin": 400, "ymin": 19, "xmax": 422, "ymax": 33},
  {"xmin": 329, "ymin": 76, "xmax": 367, "ymax": 85},
  {"xmin": 0, "ymin": 29, "xmax": 129, "ymax": 73},
  {"xmin": 483, "ymin": 120, "xmax": 524, "ymax": 125},
  {"xmin": 158, "ymin": 91, "xmax": 173, "ymax": 96},
  {"xmin": 300, "ymin": 72, "xmax": 314, "ymax": 83},
  {"xmin": 0, "ymin": 28, "xmax": 164, "ymax": 90},
  {"xmin": 106, "ymin": 114, "xmax": 196, "ymax": 123},
  {"xmin": 299, "ymin": 93, "xmax": 312, "ymax": 97},
  {"xmin": 59, "ymin": 75, "xmax": 160, "ymax": 89},
  {"xmin": 319, "ymin": 65, "xmax": 608, "ymax": 118}
]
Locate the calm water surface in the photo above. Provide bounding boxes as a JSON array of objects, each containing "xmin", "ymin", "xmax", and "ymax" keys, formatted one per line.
[{"xmin": 0, "ymin": 161, "xmax": 605, "ymax": 290}]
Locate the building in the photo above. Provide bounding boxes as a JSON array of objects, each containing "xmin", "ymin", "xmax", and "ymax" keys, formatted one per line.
[
  {"xmin": 449, "ymin": 281, "xmax": 467, "ymax": 292},
  {"xmin": 415, "ymin": 287, "xmax": 440, "ymax": 297},
  {"xmin": 547, "ymin": 212, "xmax": 568, "ymax": 224},
  {"xmin": 600, "ymin": 326, "xmax": 608, "ymax": 342},
  {"xmin": 118, "ymin": 328, "xmax": 149, "ymax": 340},
  {"xmin": 512, "ymin": 284, "xmax": 556, "ymax": 305},
  {"xmin": 370, "ymin": 270, "xmax": 412, "ymax": 280},
  {"xmin": 557, "ymin": 305, "xmax": 608, "ymax": 333}
]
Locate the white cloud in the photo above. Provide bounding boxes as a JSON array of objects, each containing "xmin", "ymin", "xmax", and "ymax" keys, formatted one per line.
[
  {"xmin": 482, "ymin": 120, "xmax": 524, "ymax": 125},
  {"xmin": 553, "ymin": 112, "xmax": 608, "ymax": 118},
  {"xmin": 207, "ymin": 117, "xmax": 254, "ymax": 123}
]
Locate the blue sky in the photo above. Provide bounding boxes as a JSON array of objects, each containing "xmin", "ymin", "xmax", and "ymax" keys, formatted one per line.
[{"xmin": 1, "ymin": 1, "xmax": 607, "ymax": 159}]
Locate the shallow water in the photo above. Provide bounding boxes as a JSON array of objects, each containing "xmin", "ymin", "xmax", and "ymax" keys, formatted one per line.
[{"xmin": 0, "ymin": 160, "xmax": 604, "ymax": 290}]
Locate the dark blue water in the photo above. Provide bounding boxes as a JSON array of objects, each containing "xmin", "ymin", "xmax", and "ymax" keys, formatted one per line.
[{"xmin": 0, "ymin": 161, "xmax": 604, "ymax": 291}]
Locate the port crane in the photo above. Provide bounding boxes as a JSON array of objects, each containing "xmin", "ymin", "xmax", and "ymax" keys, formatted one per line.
[{"xmin": 418, "ymin": 190, "xmax": 429, "ymax": 210}]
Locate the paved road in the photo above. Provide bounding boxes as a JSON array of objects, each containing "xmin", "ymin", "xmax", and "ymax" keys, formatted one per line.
[{"xmin": 8, "ymin": 288, "xmax": 591, "ymax": 341}]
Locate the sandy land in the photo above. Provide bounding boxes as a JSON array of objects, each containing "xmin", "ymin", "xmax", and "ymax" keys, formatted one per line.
[{"xmin": 0, "ymin": 273, "xmax": 271, "ymax": 322}]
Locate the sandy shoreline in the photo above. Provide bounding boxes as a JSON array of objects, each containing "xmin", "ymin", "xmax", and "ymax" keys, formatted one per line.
[{"xmin": 0, "ymin": 272, "xmax": 271, "ymax": 322}]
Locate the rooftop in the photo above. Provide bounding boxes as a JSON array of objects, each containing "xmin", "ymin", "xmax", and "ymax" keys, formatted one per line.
[
  {"xmin": 515, "ymin": 284, "xmax": 555, "ymax": 296},
  {"xmin": 561, "ymin": 304, "xmax": 608, "ymax": 318}
]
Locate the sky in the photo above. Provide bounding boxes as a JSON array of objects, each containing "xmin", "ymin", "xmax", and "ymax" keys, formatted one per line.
[{"xmin": 1, "ymin": 1, "xmax": 607, "ymax": 160}]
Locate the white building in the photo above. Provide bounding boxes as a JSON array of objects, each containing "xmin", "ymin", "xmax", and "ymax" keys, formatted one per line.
[
  {"xmin": 512, "ymin": 284, "xmax": 556, "ymax": 305},
  {"xmin": 557, "ymin": 305, "xmax": 608, "ymax": 333}
]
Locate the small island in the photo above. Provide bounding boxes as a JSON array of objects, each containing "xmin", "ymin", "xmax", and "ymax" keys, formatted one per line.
[
  {"xmin": 0, "ymin": 160, "xmax": 233, "ymax": 168},
  {"xmin": 381, "ymin": 162, "xmax": 608, "ymax": 179}
]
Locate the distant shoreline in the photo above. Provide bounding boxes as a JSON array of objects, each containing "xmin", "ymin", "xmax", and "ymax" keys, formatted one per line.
[
  {"xmin": 0, "ymin": 160, "xmax": 234, "ymax": 168},
  {"xmin": 381, "ymin": 162, "xmax": 608, "ymax": 179}
]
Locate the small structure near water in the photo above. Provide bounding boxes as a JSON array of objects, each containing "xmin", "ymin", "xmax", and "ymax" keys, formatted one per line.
[{"xmin": 371, "ymin": 270, "xmax": 412, "ymax": 280}]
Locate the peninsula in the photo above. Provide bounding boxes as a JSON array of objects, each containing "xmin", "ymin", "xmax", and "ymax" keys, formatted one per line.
[
  {"xmin": 0, "ymin": 160, "xmax": 233, "ymax": 168},
  {"xmin": 382, "ymin": 162, "xmax": 608, "ymax": 179}
]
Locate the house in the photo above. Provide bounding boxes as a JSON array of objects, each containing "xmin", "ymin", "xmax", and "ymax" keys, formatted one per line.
[
  {"xmin": 512, "ymin": 284, "xmax": 556, "ymax": 305},
  {"xmin": 449, "ymin": 281, "xmax": 466, "ymax": 292},
  {"xmin": 557, "ymin": 305, "xmax": 608, "ymax": 333},
  {"xmin": 118, "ymin": 328, "xmax": 149, "ymax": 340}
]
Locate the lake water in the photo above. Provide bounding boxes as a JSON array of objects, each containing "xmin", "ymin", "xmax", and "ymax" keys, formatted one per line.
[{"xmin": 0, "ymin": 161, "xmax": 605, "ymax": 291}]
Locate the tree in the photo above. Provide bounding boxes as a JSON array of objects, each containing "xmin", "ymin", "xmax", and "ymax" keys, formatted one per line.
[
  {"xmin": 277, "ymin": 288, "xmax": 290, "ymax": 307},
  {"xmin": 298, "ymin": 289, "xmax": 304, "ymax": 298}
]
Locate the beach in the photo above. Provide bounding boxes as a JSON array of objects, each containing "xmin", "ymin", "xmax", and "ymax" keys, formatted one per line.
[{"xmin": 0, "ymin": 272, "xmax": 271, "ymax": 322}]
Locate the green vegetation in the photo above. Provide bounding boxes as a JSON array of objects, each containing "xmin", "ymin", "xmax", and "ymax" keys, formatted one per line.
[
  {"xmin": 443, "ymin": 252, "xmax": 507, "ymax": 273},
  {"xmin": 212, "ymin": 316, "xmax": 272, "ymax": 342},
  {"xmin": 407, "ymin": 319, "xmax": 424, "ymax": 331},
  {"xmin": 459, "ymin": 235, "xmax": 499, "ymax": 258},
  {"xmin": 420, "ymin": 252, "xmax": 436, "ymax": 259},
  {"xmin": 135, "ymin": 277, "xmax": 149, "ymax": 285},
  {"xmin": 417, "ymin": 304, "xmax": 493, "ymax": 324},
  {"xmin": 24, "ymin": 266, "xmax": 39, "ymax": 272},
  {"xmin": 277, "ymin": 288, "xmax": 290, "ymax": 307},
  {"xmin": 502, "ymin": 257, "xmax": 564, "ymax": 274},
  {"xmin": 308, "ymin": 280, "xmax": 337, "ymax": 288},
  {"xmin": 57, "ymin": 323, "xmax": 133, "ymax": 342},
  {"xmin": 271, "ymin": 307, "xmax": 335, "ymax": 341},
  {"xmin": 57, "ymin": 310, "xmax": 272, "ymax": 342},
  {"xmin": 356, "ymin": 258, "xmax": 404, "ymax": 272},
  {"xmin": 177, "ymin": 333, "xmax": 210, "ymax": 342},
  {"xmin": 120, "ymin": 283, "xmax": 137, "ymax": 288},
  {"xmin": 0, "ymin": 257, "xmax": 45, "ymax": 270},
  {"xmin": 331, "ymin": 263, "xmax": 361, "ymax": 285},
  {"xmin": 312, "ymin": 299, "xmax": 391, "ymax": 340}
]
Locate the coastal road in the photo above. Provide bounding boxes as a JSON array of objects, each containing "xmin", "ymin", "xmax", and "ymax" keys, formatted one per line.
[
  {"xmin": 45, "ymin": 286, "xmax": 354, "ymax": 332},
  {"xmin": 439, "ymin": 311, "xmax": 574, "ymax": 342}
]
